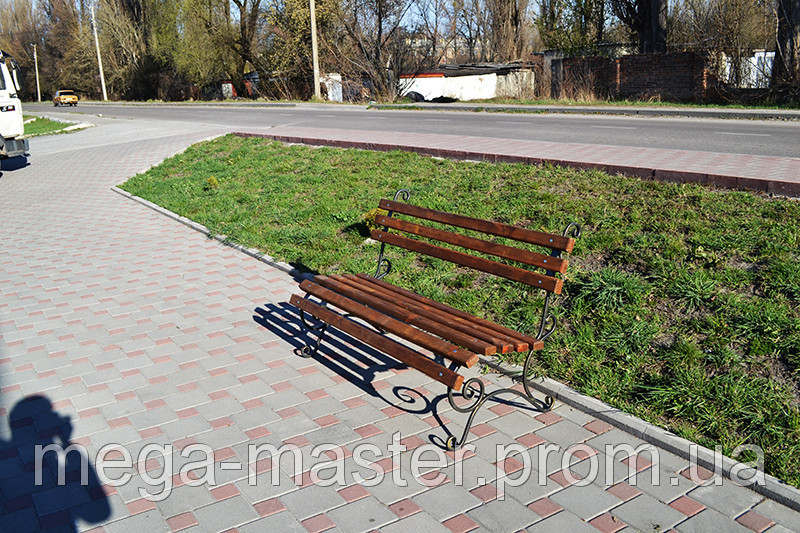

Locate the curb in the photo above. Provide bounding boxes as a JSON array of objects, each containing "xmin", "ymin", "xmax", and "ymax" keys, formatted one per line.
[
  {"xmin": 374, "ymin": 103, "xmax": 800, "ymax": 121},
  {"xmin": 233, "ymin": 131, "xmax": 800, "ymax": 198},
  {"xmin": 61, "ymin": 101, "xmax": 298, "ymax": 108},
  {"xmin": 110, "ymin": 186, "xmax": 306, "ymax": 281},
  {"xmin": 530, "ymin": 375, "xmax": 800, "ymax": 512},
  {"xmin": 21, "ymin": 114, "xmax": 95, "ymax": 138},
  {"xmin": 114, "ymin": 181, "xmax": 800, "ymax": 512}
]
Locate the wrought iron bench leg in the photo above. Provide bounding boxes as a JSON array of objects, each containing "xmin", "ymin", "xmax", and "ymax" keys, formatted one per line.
[
  {"xmin": 445, "ymin": 350, "xmax": 555, "ymax": 451},
  {"xmin": 297, "ymin": 308, "xmax": 329, "ymax": 358}
]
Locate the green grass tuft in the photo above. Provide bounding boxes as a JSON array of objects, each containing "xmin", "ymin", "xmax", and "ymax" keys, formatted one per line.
[{"xmin": 24, "ymin": 115, "xmax": 74, "ymax": 136}]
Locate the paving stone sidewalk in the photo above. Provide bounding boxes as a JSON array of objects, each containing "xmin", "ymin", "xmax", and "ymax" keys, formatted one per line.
[{"xmin": 2, "ymin": 118, "xmax": 800, "ymax": 533}]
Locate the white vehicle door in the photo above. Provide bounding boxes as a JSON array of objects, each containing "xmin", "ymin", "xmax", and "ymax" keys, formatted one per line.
[{"xmin": 0, "ymin": 58, "xmax": 25, "ymax": 139}]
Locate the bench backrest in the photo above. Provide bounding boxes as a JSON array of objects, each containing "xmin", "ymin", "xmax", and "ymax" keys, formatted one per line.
[
  {"xmin": 372, "ymin": 198, "xmax": 576, "ymax": 296},
  {"xmin": 370, "ymin": 191, "xmax": 580, "ymax": 342}
]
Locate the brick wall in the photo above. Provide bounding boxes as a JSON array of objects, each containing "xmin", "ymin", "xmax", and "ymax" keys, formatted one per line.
[
  {"xmin": 616, "ymin": 52, "xmax": 708, "ymax": 101},
  {"xmin": 561, "ymin": 57, "xmax": 617, "ymax": 99},
  {"xmin": 556, "ymin": 52, "xmax": 710, "ymax": 102}
]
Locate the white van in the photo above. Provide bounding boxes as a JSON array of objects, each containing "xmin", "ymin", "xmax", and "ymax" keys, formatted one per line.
[{"xmin": 0, "ymin": 50, "xmax": 29, "ymax": 158}]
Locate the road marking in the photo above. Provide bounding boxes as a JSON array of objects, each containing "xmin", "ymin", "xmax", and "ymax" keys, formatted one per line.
[
  {"xmin": 363, "ymin": 116, "xmax": 386, "ymax": 119},
  {"xmin": 318, "ymin": 114, "xmax": 336, "ymax": 118},
  {"xmin": 714, "ymin": 131, "xmax": 771, "ymax": 137},
  {"xmin": 498, "ymin": 121, "xmax": 525, "ymax": 125},
  {"xmin": 424, "ymin": 119, "xmax": 450, "ymax": 122},
  {"xmin": 590, "ymin": 125, "xmax": 636, "ymax": 130}
]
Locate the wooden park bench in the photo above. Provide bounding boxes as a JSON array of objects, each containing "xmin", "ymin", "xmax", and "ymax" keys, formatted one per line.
[{"xmin": 289, "ymin": 189, "xmax": 580, "ymax": 449}]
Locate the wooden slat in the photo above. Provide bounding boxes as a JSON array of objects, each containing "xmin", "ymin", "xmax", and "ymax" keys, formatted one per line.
[
  {"xmin": 329, "ymin": 274, "xmax": 509, "ymax": 354},
  {"xmin": 356, "ymin": 274, "xmax": 545, "ymax": 352},
  {"xmin": 372, "ymin": 230, "xmax": 563, "ymax": 294},
  {"xmin": 300, "ymin": 279, "xmax": 478, "ymax": 367},
  {"xmin": 290, "ymin": 295, "xmax": 464, "ymax": 390},
  {"xmin": 379, "ymin": 199, "xmax": 575, "ymax": 253},
  {"xmin": 337, "ymin": 274, "xmax": 532, "ymax": 353},
  {"xmin": 316, "ymin": 275, "xmax": 496, "ymax": 357},
  {"xmin": 376, "ymin": 215, "xmax": 568, "ymax": 274}
]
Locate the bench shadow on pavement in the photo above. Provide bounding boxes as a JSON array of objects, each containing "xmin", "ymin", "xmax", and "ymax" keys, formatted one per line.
[
  {"xmin": 253, "ymin": 302, "xmax": 458, "ymax": 446},
  {"xmin": 0, "ymin": 395, "xmax": 110, "ymax": 532}
]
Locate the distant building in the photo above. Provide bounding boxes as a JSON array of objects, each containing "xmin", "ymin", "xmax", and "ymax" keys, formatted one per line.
[
  {"xmin": 722, "ymin": 50, "xmax": 774, "ymax": 89},
  {"xmin": 399, "ymin": 63, "xmax": 536, "ymax": 101}
]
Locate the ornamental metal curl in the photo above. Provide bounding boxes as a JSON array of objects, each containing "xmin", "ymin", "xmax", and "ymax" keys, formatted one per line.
[
  {"xmin": 563, "ymin": 221, "xmax": 582, "ymax": 239},
  {"xmin": 373, "ymin": 188, "xmax": 409, "ymax": 279},
  {"xmin": 392, "ymin": 188, "xmax": 411, "ymax": 203},
  {"xmin": 374, "ymin": 256, "xmax": 392, "ymax": 279},
  {"xmin": 447, "ymin": 377, "xmax": 486, "ymax": 413},
  {"xmin": 297, "ymin": 309, "xmax": 329, "ymax": 359},
  {"xmin": 445, "ymin": 358, "xmax": 554, "ymax": 451}
]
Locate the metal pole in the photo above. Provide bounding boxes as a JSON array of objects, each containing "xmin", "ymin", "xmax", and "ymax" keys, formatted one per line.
[
  {"xmin": 310, "ymin": 0, "xmax": 321, "ymax": 100},
  {"xmin": 32, "ymin": 44, "xmax": 41, "ymax": 102},
  {"xmin": 91, "ymin": 5, "xmax": 108, "ymax": 101}
]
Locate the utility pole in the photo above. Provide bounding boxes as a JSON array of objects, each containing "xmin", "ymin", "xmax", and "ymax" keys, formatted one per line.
[
  {"xmin": 310, "ymin": 0, "xmax": 321, "ymax": 100},
  {"xmin": 90, "ymin": 4, "xmax": 108, "ymax": 101},
  {"xmin": 31, "ymin": 44, "xmax": 41, "ymax": 102}
]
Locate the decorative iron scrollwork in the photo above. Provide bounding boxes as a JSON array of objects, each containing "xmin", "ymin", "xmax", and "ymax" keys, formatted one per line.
[
  {"xmin": 297, "ymin": 309, "xmax": 329, "ymax": 358},
  {"xmin": 447, "ymin": 377, "xmax": 486, "ymax": 414},
  {"xmin": 563, "ymin": 221, "xmax": 582, "ymax": 239},
  {"xmin": 445, "ymin": 352, "xmax": 554, "ymax": 451},
  {"xmin": 392, "ymin": 188, "xmax": 411, "ymax": 203},
  {"xmin": 373, "ymin": 188, "xmax": 409, "ymax": 279},
  {"xmin": 374, "ymin": 256, "xmax": 392, "ymax": 280}
]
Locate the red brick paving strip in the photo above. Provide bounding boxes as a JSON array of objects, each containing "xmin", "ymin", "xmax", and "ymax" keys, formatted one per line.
[
  {"xmin": 735, "ymin": 510, "xmax": 775, "ymax": 532},
  {"xmin": 443, "ymin": 513, "xmax": 480, "ymax": 533},
  {"xmin": 588, "ymin": 513, "xmax": 627, "ymax": 533}
]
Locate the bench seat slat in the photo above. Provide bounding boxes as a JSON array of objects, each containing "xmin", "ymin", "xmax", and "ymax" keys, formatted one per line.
[
  {"xmin": 372, "ymin": 230, "xmax": 563, "ymax": 294},
  {"xmin": 379, "ymin": 199, "xmax": 575, "ymax": 253},
  {"xmin": 337, "ymin": 274, "xmax": 532, "ymax": 353},
  {"xmin": 345, "ymin": 274, "xmax": 537, "ymax": 353},
  {"xmin": 300, "ymin": 278, "xmax": 479, "ymax": 367},
  {"xmin": 355, "ymin": 274, "xmax": 544, "ymax": 352},
  {"xmin": 290, "ymin": 294, "xmax": 464, "ymax": 391},
  {"xmin": 331, "ymin": 274, "xmax": 510, "ymax": 353},
  {"xmin": 376, "ymin": 215, "xmax": 568, "ymax": 274}
]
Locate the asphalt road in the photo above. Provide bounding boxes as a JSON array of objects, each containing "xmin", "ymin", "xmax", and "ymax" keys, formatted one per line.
[{"xmin": 27, "ymin": 102, "xmax": 800, "ymax": 159}]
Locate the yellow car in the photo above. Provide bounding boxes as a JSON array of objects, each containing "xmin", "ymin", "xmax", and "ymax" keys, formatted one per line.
[{"xmin": 53, "ymin": 90, "xmax": 78, "ymax": 107}]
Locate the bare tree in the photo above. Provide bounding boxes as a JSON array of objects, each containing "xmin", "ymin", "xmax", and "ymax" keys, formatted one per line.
[
  {"xmin": 538, "ymin": 0, "xmax": 606, "ymax": 54},
  {"xmin": 454, "ymin": 0, "xmax": 489, "ymax": 61},
  {"xmin": 487, "ymin": 0, "xmax": 534, "ymax": 60},
  {"xmin": 413, "ymin": 0, "xmax": 456, "ymax": 67},
  {"xmin": 610, "ymin": 0, "xmax": 667, "ymax": 53},
  {"xmin": 773, "ymin": 0, "xmax": 800, "ymax": 90},
  {"xmin": 190, "ymin": 0, "xmax": 269, "ymax": 96},
  {"xmin": 0, "ymin": 0, "xmax": 45, "ymax": 99},
  {"xmin": 333, "ymin": 0, "xmax": 416, "ymax": 97}
]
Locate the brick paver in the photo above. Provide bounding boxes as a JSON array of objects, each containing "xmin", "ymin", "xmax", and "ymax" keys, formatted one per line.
[{"xmin": 2, "ymin": 115, "xmax": 800, "ymax": 532}]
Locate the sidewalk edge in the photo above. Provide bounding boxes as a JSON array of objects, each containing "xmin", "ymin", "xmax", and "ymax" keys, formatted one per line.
[
  {"xmin": 530, "ymin": 375, "xmax": 800, "ymax": 511},
  {"xmin": 110, "ymin": 186, "xmax": 309, "ymax": 282}
]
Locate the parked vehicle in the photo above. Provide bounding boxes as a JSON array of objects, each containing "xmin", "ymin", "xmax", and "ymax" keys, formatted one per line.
[
  {"xmin": 53, "ymin": 90, "xmax": 79, "ymax": 107},
  {"xmin": 0, "ymin": 50, "xmax": 28, "ymax": 159}
]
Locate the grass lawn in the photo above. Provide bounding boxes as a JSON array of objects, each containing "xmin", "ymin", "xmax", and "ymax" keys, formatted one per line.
[
  {"xmin": 120, "ymin": 135, "xmax": 800, "ymax": 487},
  {"xmin": 23, "ymin": 115, "xmax": 72, "ymax": 136}
]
